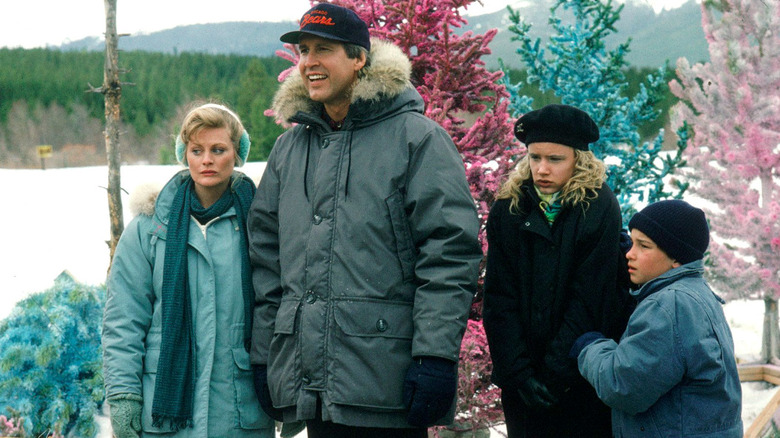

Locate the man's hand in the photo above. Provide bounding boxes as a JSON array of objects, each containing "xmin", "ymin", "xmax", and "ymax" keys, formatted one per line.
[{"xmin": 403, "ymin": 357, "xmax": 457, "ymax": 427}]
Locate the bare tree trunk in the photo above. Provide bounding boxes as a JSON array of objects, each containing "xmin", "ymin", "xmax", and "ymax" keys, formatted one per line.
[
  {"xmin": 761, "ymin": 296, "xmax": 780, "ymax": 363},
  {"xmin": 103, "ymin": 0, "xmax": 124, "ymax": 270},
  {"xmin": 759, "ymin": 175, "xmax": 779, "ymax": 364}
]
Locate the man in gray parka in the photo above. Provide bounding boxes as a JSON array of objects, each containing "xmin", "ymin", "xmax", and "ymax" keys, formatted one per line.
[{"xmin": 247, "ymin": 4, "xmax": 482, "ymax": 437}]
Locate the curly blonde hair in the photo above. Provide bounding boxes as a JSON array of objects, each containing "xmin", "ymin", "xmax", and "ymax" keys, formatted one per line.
[{"xmin": 497, "ymin": 149, "xmax": 607, "ymax": 213}]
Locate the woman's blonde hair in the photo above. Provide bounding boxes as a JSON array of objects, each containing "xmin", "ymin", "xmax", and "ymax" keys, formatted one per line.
[
  {"xmin": 179, "ymin": 103, "xmax": 246, "ymax": 166},
  {"xmin": 497, "ymin": 149, "xmax": 607, "ymax": 213}
]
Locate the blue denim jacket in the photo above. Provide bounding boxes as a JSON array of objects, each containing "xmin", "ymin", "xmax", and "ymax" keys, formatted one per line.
[{"xmin": 578, "ymin": 261, "xmax": 743, "ymax": 437}]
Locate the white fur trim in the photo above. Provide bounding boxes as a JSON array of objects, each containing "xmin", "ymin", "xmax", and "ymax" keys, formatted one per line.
[
  {"xmin": 128, "ymin": 182, "xmax": 163, "ymax": 217},
  {"xmin": 271, "ymin": 37, "xmax": 413, "ymax": 124}
]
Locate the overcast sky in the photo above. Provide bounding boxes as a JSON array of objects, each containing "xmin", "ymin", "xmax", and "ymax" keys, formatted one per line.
[{"xmin": 1, "ymin": 0, "xmax": 690, "ymax": 49}]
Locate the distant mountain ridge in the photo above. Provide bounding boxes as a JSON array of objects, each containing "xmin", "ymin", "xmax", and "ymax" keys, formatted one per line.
[{"xmin": 59, "ymin": 0, "xmax": 707, "ymax": 69}]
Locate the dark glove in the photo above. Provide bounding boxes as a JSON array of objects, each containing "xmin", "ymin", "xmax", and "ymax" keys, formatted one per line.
[
  {"xmin": 252, "ymin": 364, "xmax": 284, "ymax": 422},
  {"xmin": 403, "ymin": 356, "xmax": 457, "ymax": 427},
  {"xmin": 108, "ymin": 393, "xmax": 143, "ymax": 438},
  {"xmin": 518, "ymin": 376, "xmax": 558, "ymax": 409},
  {"xmin": 569, "ymin": 331, "xmax": 606, "ymax": 359},
  {"xmin": 619, "ymin": 228, "xmax": 633, "ymax": 254}
]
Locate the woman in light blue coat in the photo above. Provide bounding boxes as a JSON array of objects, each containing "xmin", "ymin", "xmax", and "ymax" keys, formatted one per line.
[
  {"xmin": 103, "ymin": 103, "xmax": 274, "ymax": 438},
  {"xmin": 571, "ymin": 200, "xmax": 742, "ymax": 437}
]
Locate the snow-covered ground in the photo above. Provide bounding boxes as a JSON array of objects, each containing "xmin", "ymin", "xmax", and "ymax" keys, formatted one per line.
[{"xmin": 0, "ymin": 164, "xmax": 773, "ymax": 437}]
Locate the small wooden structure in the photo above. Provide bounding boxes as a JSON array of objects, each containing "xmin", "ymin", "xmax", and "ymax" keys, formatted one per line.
[{"xmin": 739, "ymin": 363, "xmax": 780, "ymax": 438}]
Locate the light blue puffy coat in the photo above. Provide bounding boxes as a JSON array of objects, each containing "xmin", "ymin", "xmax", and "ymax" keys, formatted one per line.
[
  {"xmin": 103, "ymin": 171, "xmax": 274, "ymax": 437},
  {"xmin": 578, "ymin": 261, "xmax": 743, "ymax": 437}
]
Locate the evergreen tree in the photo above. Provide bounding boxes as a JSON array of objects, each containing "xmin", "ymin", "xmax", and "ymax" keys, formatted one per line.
[
  {"xmin": 503, "ymin": 0, "xmax": 688, "ymax": 226},
  {"xmin": 669, "ymin": 0, "xmax": 780, "ymax": 361},
  {"xmin": 237, "ymin": 59, "xmax": 286, "ymax": 161},
  {"xmin": 0, "ymin": 49, "xmax": 287, "ymax": 166}
]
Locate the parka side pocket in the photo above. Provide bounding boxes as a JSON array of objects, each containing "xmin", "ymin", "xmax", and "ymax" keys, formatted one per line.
[
  {"xmin": 329, "ymin": 298, "xmax": 414, "ymax": 410},
  {"xmin": 267, "ymin": 299, "xmax": 301, "ymax": 408},
  {"xmin": 140, "ymin": 347, "xmax": 169, "ymax": 434},
  {"xmin": 232, "ymin": 348, "xmax": 274, "ymax": 429},
  {"xmin": 140, "ymin": 330, "xmax": 172, "ymax": 433},
  {"xmin": 386, "ymin": 190, "xmax": 416, "ymax": 282}
]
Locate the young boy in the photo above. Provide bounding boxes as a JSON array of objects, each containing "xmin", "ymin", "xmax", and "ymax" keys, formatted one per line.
[{"xmin": 570, "ymin": 199, "xmax": 743, "ymax": 437}]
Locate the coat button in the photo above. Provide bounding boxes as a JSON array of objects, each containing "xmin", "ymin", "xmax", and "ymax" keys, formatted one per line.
[
  {"xmin": 376, "ymin": 319, "xmax": 388, "ymax": 332},
  {"xmin": 302, "ymin": 375, "xmax": 311, "ymax": 385},
  {"xmin": 305, "ymin": 290, "xmax": 317, "ymax": 304},
  {"xmin": 313, "ymin": 214, "xmax": 322, "ymax": 225},
  {"xmin": 525, "ymin": 221, "xmax": 531, "ymax": 226},
  {"xmin": 322, "ymin": 139, "xmax": 330, "ymax": 149}
]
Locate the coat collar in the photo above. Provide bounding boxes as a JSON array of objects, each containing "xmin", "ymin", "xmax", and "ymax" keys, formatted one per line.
[
  {"xmin": 630, "ymin": 260, "xmax": 722, "ymax": 304},
  {"xmin": 271, "ymin": 38, "xmax": 416, "ymax": 126},
  {"xmin": 128, "ymin": 170, "xmax": 249, "ymax": 234}
]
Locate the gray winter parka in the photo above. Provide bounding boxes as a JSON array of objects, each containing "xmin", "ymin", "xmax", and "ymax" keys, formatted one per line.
[
  {"xmin": 248, "ymin": 38, "xmax": 483, "ymax": 428},
  {"xmin": 578, "ymin": 261, "xmax": 743, "ymax": 437},
  {"xmin": 103, "ymin": 171, "xmax": 274, "ymax": 438}
]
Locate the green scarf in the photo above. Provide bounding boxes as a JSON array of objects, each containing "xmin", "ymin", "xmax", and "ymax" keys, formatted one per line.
[
  {"xmin": 152, "ymin": 173, "xmax": 256, "ymax": 431},
  {"xmin": 535, "ymin": 186, "xmax": 562, "ymax": 225}
]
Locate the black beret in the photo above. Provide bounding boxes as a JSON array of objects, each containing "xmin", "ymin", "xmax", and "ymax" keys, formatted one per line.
[{"xmin": 514, "ymin": 104, "xmax": 600, "ymax": 151}]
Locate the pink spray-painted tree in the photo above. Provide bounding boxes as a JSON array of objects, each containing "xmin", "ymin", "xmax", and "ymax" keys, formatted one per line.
[
  {"xmin": 669, "ymin": 0, "xmax": 780, "ymax": 362},
  {"xmin": 269, "ymin": 0, "xmax": 519, "ymax": 431},
  {"xmin": 358, "ymin": 0, "xmax": 522, "ymax": 269}
]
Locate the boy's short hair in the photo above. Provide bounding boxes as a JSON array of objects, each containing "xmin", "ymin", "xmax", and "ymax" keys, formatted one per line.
[{"xmin": 629, "ymin": 200, "xmax": 709, "ymax": 264}]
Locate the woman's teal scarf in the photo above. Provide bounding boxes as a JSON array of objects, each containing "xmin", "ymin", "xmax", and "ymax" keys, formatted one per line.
[{"xmin": 152, "ymin": 173, "xmax": 256, "ymax": 431}]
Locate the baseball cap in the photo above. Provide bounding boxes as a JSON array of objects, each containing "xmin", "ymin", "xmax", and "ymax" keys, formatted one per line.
[{"xmin": 280, "ymin": 3, "xmax": 371, "ymax": 51}]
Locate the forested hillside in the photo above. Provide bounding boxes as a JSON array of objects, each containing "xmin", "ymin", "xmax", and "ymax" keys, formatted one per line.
[
  {"xmin": 58, "ymin": 1, "xmax": 706, "ymax": 70},
  {"xmin": 0, "ymin": 48, "xmax": 674, "ymax": 168},
  {"xmin": 0, "ymin": 48, "xmax": 288, "ymax": 168}
]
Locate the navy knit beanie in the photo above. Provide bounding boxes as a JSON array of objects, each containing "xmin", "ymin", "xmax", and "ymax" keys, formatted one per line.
[{"xmin": 628, "ymin": 200, "xmax": 709, "ymax": 264}]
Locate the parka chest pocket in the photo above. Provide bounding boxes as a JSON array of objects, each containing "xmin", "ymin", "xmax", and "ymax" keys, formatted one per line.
[
  {"xmin": 329, "ymin": 299, "xmax": 414, "ymax": 410},
  {"xmin": 386, "ymin": 190, "xmax": 416, "ymax": 282}
]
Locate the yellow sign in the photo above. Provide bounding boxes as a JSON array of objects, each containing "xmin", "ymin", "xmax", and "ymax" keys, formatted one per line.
[{"xmin": 37, "ymin": 145, "xmax": 53, "ymax": 158}]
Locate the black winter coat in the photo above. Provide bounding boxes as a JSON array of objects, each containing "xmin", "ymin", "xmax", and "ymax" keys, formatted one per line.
[{"xmin": 483, "ymin": 180, "xmax": 631, "ymax": 392}]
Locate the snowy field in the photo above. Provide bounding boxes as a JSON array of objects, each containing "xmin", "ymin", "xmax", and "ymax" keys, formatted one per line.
[{"xmin": 0, "ymin": 164, "xmax": 773, "ymax": 437}]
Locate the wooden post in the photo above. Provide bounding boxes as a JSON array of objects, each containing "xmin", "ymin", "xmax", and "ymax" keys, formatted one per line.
[
  {"xmin": 89, "ymin": 1, "xmax": 132, "ymax": 271},
  {"xmin": 102, "ymin": 0, "xmax": 124, "ymax": 270}
]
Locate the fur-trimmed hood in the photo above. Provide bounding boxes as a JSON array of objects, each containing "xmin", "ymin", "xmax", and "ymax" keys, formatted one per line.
[
  {"xmin": 127, "ymin": 170, "xmax": 256, "ymax": 219},
  {"xmin": 128, "ymin": 181, "xmax": 163, "ymax": 217},
  {"xmin": 271, "ymin": 38, "xmax": 414, "ymax": 125}
]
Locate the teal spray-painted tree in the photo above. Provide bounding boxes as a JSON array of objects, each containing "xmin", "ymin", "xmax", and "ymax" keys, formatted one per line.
[
  {"xmin": 0, "ymin": 273, "xmax": 105, "ymax": 438},
  {"xmin": 669, "ymin": 0, "xmax": 780, "ymax": 362},
  {"xmin": 269, "ymin": 0, "xmax": 520, "ymax": 432},
  {"xmin": 503, "ymin": 0, "xmax": 689, "ymax": 226}
]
